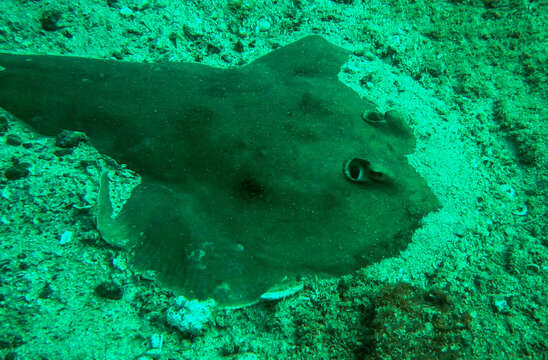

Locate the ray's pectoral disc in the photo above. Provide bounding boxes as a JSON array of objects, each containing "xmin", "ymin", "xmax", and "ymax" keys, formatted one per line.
[{"xmin": 0, "ymin": 36, "xmax": 440, "ymax": 306}]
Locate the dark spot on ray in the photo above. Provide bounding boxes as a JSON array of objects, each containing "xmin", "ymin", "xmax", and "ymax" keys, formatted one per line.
[
  {"xmin": 237, "ymin": 177, "xmax": 266, "ymax": 200},
  {"xmin": 298, "ymin": 92, "xmax": 331, "ymax": 116},
  {"xmin": 293, "ymin": 65, "xmax": 318, "ymax": 77}
]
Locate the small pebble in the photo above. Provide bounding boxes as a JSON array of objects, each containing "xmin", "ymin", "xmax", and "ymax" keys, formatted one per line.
[
  {"xmin": 119, "ymin": 6, "xmax": 133, "ymax": 17},
  {"xmin": 59, "ymin": 231, "xmax": 73, "ymax": 245},
  {"xmin": 150, "ymin": 334, "xmax": 163, "ymax": 349},
  {"xmin": 256, "ymin": 18, "xmax": 271, "ymax": 32},
  {"xmin": 491, "ymin": 295, "xmax": 511, "ymax": 314},
  {"xmin": 512, "ymin": 205, "xmax": 528, "ymax": 216}
]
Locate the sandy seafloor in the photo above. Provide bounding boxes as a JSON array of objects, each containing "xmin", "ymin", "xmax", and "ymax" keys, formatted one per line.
[{"xmin": 0, "ymin": 0, "xmax": 546, "ymax": 359}]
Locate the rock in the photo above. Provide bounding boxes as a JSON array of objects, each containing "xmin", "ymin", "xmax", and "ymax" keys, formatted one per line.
[
  {"xmin": 59, "ymin": 230, "xmax": 73, "ymax": 245},
  {"xmin": 5, "ymin": 134, "xmax": 21, "ymax": 146},
  {"xmin": 166, "ymin": 296, "xmax": 215, "ymax": 336},
  {"xmin": 234, "ymin": 40, "xmax": 244, "ymax": 53},
  {"xmin": 54, "ymin": 148, "xmax": 74, "ymax": 157},
  {"xmin": 4, "ymin": 352, "xmax": 17, "ymax": 360},
  {"xmin": 256, "ymin": 18, "xmax": 271, "ymax": 32},
  {"xmin": 206, "ymin": 43, "xmax": 221, "ymax": 55},
  {"xmin": 4, "ymin": 164, "xmax": 29, "ymax": 180},
  {"xmin": 38, "ymin": 283, "xmax": 54, "ymax": 299},
  {"xmin": 119, "ymin": 6, "xmax": 133, "ymax": 17},
  {"xmin": 94, "ymin": 281, "xmax": 123, "ymax": 300},
  {"xmin": 40, "ymin": 9, "xmax": 63, "ymax": 31},
  {"xmin": 491, "ymin": 295, "xmax": 511, "ymax": 314},
  {"xmin": 55, "ymin": 130, "xmax": 86, "ymax": 148}
]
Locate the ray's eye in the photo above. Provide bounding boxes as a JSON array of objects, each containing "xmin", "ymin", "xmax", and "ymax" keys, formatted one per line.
[
  {"xmin": 343, "ymin": 158, "xmax": 370, "ymax": 183},
  {"xmin": 349, "ymin": 163, "xmax": 361, "ymax": 179},
  {"xmin": 361, "ymin": 110, "xmax": 386, "ymax": 125},
  {"xmin": 343, "ymin": 158, "xmax": 389, "ymax": 184}
]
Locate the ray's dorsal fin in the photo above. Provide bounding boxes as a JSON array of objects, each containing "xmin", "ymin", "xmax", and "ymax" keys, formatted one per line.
[{"xmin": 245, "ymin": 35, "xmax": 350, "ymax": 78}]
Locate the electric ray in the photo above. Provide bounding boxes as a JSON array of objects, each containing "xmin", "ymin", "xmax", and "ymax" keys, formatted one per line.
[{"xmin": 0, "ymin": 36, "xmax": 439, "ymax": 306}]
